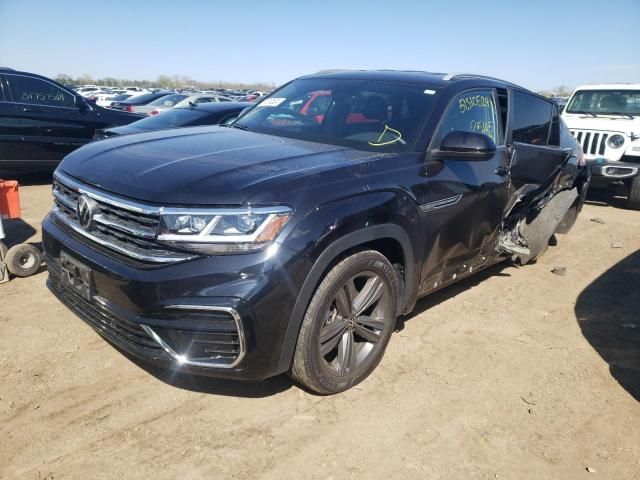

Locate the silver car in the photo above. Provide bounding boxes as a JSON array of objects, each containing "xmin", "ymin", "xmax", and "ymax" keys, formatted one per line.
[{"xmin": 134, "ymin": 93, "xmax": 188, "ymax": 115}]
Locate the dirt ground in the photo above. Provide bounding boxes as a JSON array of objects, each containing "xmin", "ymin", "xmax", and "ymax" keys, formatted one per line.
[{"xmin": 1, "ymin": 178, "xmax": 639, "ymax": 480}]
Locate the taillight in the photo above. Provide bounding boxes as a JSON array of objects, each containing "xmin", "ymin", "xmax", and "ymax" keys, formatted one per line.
[
  {"xmin": 150, "ymin": 110, "xmax": 159, "ymax": 116},
  {"xmin": 126, "ymin": 105, "xmax": 133, "ymax": 112}
]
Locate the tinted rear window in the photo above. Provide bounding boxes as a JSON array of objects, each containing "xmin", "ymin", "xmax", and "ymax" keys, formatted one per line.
[{"xmin": 511, "ymin": 91, "xmax": 552, "ymax": 145}]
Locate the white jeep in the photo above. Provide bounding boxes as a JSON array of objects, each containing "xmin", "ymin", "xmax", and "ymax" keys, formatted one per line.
[{"xmin": 562, "ymin": 84, "xmax": 640, "ymax": 209}]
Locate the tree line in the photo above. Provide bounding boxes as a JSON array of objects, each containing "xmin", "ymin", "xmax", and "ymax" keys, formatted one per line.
[
  {"xmin": 536, "ymin": 85, "xmax": 573, "ymax": 98},
  {"xmin": 52, "ymin": 73, "xmax": 573, "ymax": 98},
  {"xmin": 53, "ymin": 73, "xmax": 276, "ymax": 91}
]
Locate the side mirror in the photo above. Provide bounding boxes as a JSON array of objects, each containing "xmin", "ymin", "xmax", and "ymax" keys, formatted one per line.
[
  {"xmin": 434, "ymin": 131, "xmax": 496, "ymax": 160},
  {"xmin": 75, "ymin": 96, "xmax": 90, "ymax": 110}
]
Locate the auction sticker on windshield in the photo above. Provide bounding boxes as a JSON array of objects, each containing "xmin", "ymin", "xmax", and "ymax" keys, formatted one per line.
[{"xmin": 259, "ymin": 98, "xmax": 286, "ymax": 107}]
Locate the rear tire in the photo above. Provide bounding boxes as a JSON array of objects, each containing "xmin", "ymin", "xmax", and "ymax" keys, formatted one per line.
[
  {"xmin": 5, "ymin": 244, "xmax": 42, "ymax": 277},
  {"xmin": 628, "ymin": 176, "xmax": 640, "ymax": 210},
  {"xmin": 290, "ymin": 250, "xmax": 399, "ymax": 394}
]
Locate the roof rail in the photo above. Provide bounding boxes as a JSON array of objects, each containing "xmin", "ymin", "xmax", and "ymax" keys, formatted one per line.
[
  {"xmin": 442, "ymin": 72, "xmax": 520, "ymax": 87},
  {"xmin": 315, "ymin": 69, "xmax": 354, "ymax": 74}
]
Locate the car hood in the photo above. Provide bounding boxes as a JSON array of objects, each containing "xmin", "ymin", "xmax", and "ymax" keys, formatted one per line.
[
  {"xmin": 59, "ymin": 126, "xmax": 374, "ymax": 205},
  {"xmin": 562, "ymin": 114, "xmax": 640, "ymax": 133}
]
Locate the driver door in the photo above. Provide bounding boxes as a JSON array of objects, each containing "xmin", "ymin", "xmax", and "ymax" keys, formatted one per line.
[
  {"xmin": 420, "ymin": 88, "xmax": 510, "ymax": 289},
  {"xmin": 5, "ymin": 73, "xmax": 95, "ymax": 165}
]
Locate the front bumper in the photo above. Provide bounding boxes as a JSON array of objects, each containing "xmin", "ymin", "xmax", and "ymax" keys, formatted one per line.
[{"xmin": 42, "ymin": 214, "xmax": 311, "ymax": 381}]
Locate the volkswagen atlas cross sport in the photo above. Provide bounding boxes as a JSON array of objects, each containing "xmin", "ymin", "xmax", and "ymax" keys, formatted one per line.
[{"xmin": 43, "ymin": 70, "xmax": 589, "ymax": 394}]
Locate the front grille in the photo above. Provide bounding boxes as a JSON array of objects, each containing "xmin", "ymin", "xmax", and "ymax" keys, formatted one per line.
[
  {"xmin": 570, "ymin": 129, "xmax": 615, "ymax": 157},
  {"xmin": 52, "ymin": 173, "xmax": 193, "ymax": 263},
  {"xmin": 47, "ymin": 263, "xmax": 166, "ymax": 357}
]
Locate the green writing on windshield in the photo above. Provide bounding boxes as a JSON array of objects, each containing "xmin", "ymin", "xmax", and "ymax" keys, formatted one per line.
[
  {"xmin": 458, "ymin": 95, "xmax": 492, "ymax": 113},
  {"xmin": 470, "ymin": 119, "xmax": 495, "ymax": 138}
]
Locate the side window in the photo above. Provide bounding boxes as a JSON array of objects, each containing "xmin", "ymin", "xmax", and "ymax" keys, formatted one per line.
[
  {"xmin": 6, "ymin": 75, "xmax": 75, "ymax": 108},
  {"xmin": 511, "ymin": 91, "xmax": 552, "ymax": 146},
  {"xmin": 307, "ymin": 95, "xmax": 332, "ymax": 116},
  {"xmin": 437, "ymin": 90, "xmax": 500, "ymax": 144}
]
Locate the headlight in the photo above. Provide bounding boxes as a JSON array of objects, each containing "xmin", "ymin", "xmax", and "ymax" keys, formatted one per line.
[
  {"xmin": 157, "ymin": 206, "xmax": 292, "ymax": 254},
  {"xmin": 607, "ymin": 134, "xmax": 625, "ymax": 149}
]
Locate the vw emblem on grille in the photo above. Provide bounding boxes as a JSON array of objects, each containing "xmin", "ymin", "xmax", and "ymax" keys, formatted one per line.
[{"xmin": 76, "ymin": 194, "xmax": 98, "ymax": 230}]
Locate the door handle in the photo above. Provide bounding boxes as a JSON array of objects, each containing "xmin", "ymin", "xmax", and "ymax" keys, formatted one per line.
[{"xmin": 22, "ymin": 107, "xmax": 43, "ymax": 113}]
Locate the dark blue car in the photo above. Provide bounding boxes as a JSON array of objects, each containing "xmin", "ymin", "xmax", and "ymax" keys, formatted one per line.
[{"xmin": 93, "ymin": 102, "xmax": 252, "ymax": 140}]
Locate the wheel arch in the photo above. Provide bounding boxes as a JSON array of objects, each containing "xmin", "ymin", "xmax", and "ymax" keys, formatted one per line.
[{"xmin": 275, "ymin": 223, "xmax": 416, "ymax": 374}]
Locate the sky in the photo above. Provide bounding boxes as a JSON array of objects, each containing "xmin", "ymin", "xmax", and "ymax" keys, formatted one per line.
[{"xmin": 0, "ymin": 0, "xmax": 638, "ymax": 92}]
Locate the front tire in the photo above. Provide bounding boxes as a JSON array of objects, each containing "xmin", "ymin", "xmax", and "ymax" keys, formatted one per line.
[
  {"xmin": 291, "ymin": 250, "xmax": 399, "ymax": 394},
  {"xmin": 628, "ymin": 176, "xmax": 640, "ymax": 210}
]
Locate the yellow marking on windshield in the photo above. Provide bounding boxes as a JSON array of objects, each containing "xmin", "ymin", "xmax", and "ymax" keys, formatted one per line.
[{"xmin": 368, "ymin": 125, "xmax": 403, "ymax": 147}]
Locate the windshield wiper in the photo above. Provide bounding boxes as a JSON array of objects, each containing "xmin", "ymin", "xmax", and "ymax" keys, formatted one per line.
[
  {"xmin": 608, "ymin": 112, "xmax": 635, "ymax": 120},
  {"xmin": 230, "ymin": 123, "xmax": 254, "ymax": 132},
  {"xmin": 571, "ymin": 110, "xmax": 598, "ymax": 117}
]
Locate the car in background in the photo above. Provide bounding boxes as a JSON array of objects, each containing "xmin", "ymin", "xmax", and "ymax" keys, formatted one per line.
[
  {"xmin": 76, "ymin": 86, "xmax": 101, "ymax": 97},
  {"xmin": 88, "ymin": 92, "xmax": 125, "ymax": 107},
  {"xmin": 93, "ymin": 93, "xmax": 125, "ymax": 107},
  {"xmin": 238, "ymin": 94, "xmax": 262, "ymax": 102},
  {"xmin": 0, "ymin": 68, "xmax": 143, "ymax": 170},
  {"xmin": 99, "ymin": 92, "xmax": 133, "ymax": 107},
  {"xmin": 93, "ymin": 102, "xmax": 252, "ymax": 139},
  {"xmin": 562, "ymin": 84, "xmax": 640, "ymax": 209},
  {"xmin": 109, "ymin": 91, "xmax": 175, "ymax": 113},
  {"xmin": 95, "ymin": 90, "xmax": 148, "ymax": 108},
  {"xmin": 172, "ymin": 93, "xmax": 231, "ymax": 108},
  {"xmin": 130, "ymin": 93, "xmax": 188, "ymax": 115}
]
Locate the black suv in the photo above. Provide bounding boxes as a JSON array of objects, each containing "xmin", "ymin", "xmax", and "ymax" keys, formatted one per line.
[
  {"xmin": 43, "ymin": 71, "xmax": 589, "ymax": 394},
  {"xmin": 0, "ymin": 68, "xmax": 142, "ymax": 170}
]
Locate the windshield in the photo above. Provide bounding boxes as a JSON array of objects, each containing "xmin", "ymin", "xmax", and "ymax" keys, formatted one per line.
[
  {"xmin": 129, "ymin": 108, "xmax": 210, "ymax": 129},
  {"xmin": 566, "ymin": 89, "xmax": 640, "ymax": 116},
  {"xmin": 235, "ymin": 78, "xmax": 440, "ymax": 152}
]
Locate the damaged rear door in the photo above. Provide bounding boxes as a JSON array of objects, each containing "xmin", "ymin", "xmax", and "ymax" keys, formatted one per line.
[
  {"xmin": 501, "ymin": 91, "xmax": 577, "ymax": 262},
  {"xmin": 507, "ymin": 91, "xmax": 567, "ymax": 201}
]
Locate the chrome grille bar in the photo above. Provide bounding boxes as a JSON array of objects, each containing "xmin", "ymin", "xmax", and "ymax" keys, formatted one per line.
[
  {"xmin": 569, "ymin": 129, "xmax": 621, "ymax": 158},
  {"xmin": 52, "ymin": 172, "xmax": 194, "ymax": 263}
]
